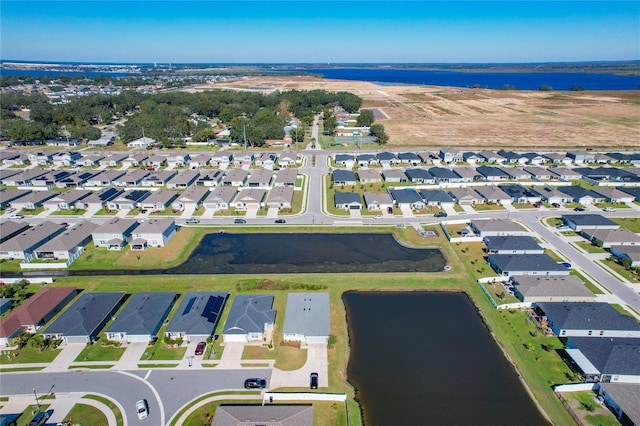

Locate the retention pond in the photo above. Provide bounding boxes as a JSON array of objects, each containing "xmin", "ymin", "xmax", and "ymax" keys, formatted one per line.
[{"xmin": 343, "ymin": 291, "xmax": 548, "ymax": 426}]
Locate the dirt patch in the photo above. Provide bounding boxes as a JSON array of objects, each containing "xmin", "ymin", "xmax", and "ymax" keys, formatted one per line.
[{"xmin": 193, "ymin": 76, "xmax": 640, "ymax": 149}]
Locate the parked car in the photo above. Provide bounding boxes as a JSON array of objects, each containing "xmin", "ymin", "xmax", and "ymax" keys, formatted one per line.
[
  {"xmin": 185, "ymin": 218, "xmax": 200, "ymax": 224},
  {"xmin": 195, "ymin": 341, "xmax": 206, "ymax": 356},
  {"xmin": 310, "ymin": 372, "xmax": 318, "ymax": 389},
  {"xmin": 373, "ymin": 215, "xmax": 383, "ymax": 219},
  {"xmin": 234, "ymin": 218, "xmax": 247, "ymax": 224},
  {"xmin": 387, "ymin": 207, "xmax": 393, "ymax": 214},
  {"xmin": 551, "ymin": 203, "xmax": 561, "ymax": 208},
  {"xmin": 603, "ymin": 207, "xmax": 616, "ymax": 212},
  {"xmin": 574, "ymin": 207, "xmax": 585, "ymax": 211},
  {"xmin": 275, "ymin": 219, "xmax": 286, "ymax": 223},
  {"xmin": 434, "ymin": 212, "xmax": 447, "ymax": 218},
  {"xmin": 141, "ymin": 209, "xmax": 148, "ymax": 214},
  {"xmin": 244, "ymin": 378, "xmax": 267, "ymax": 389},
  {"xmin": 8, "ymin": 214, "xmax": 24, "ymax": 219},
  {"xmin": 533, "ymin": 202, "xmax": 541, "ymax": 208},
  {"xmin": 136, "ymin": 399, "xmax": 149, "ymax": 420}
]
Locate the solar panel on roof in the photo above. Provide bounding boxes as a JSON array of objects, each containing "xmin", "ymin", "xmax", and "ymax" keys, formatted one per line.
[
  {"xmin": 202, "ymin": 295, "xmax": 224, "ymax": 323},
  {"xmin": 183, "ymin": 297, "xmax": 196, "ymax": 315}
]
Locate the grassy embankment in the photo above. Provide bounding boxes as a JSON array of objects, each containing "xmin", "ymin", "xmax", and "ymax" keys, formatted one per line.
[{"xmin": 43, "ymin": 224, "xmax": 576, "ymax": 425}]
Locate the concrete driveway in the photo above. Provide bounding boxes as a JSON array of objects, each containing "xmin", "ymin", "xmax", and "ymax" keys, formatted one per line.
[{"xmin": 269, "ymin": 343, "xmax": 328, "ymax": 389}]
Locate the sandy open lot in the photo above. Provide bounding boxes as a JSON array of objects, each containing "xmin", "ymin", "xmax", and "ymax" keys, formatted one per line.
[{"xmin": 199, "ymin": 75, "xmax": 639, "ymax": 150}]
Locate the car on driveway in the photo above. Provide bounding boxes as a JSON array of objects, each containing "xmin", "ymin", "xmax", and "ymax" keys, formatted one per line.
[
  {"xmin": 136, "ymin": 399, "xmax": 149, "ymax": 420},
  {"xmin": 275, "ymin": 219, "xmax": 286, "ymax": 223},
  {"xmin": 234, "ymin": 218, "xmax": 247, "ymax": 224},
  {"xmin": 244, "ymin": 378, "xmax": 267, "ymax": 389},
  {"xmin": 195, "ymin": 341, "xmax": 206, "ymax": 356},
  {"xmin": 310, "ymin": 372, "xmax": 318, "ymax": 389}
]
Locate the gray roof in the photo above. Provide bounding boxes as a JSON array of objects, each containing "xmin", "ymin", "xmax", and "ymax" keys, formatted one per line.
[
  {"xmin": 0, "ymin": 221, "xmax": 66, "ymax": 252},
  {"xmin": 165, "ymin": 292, "xmax": 228, "ymax": 336},
  {"xmin": 0, "ymin": 189, "xmax": 32, "ymax": 205},
  {"xmin": 570, "ymin": 337, "xmax": 640, "ymax": 376},
  {"xmin": 512, "ymin": 275, "xmax": 594, "ymax": 299},
  {"xmin": 247, "ymin": 169, "xmax": 274, "ymax": 185},
  {"xmin": 363, "ymin": 191, "xmax": 393, "ymax": 206},
  {"xmin": 212, "ymin": 405, "xmax": 313, "ymax": 426},
  {"xmin": 167, "ymin": 170, "xmax": 200, "ymax": 186},
  {"xmin": 471, "ymin": 219, "xmax": 525, "ymax": 233},
  {"xmin": 489, "ymin": 254, "xmax": 568, "ymax": 273},
  {"xmin": 206, "ymin": 186, "xmax": 237, "ymax": 203},
  {"xmin": 133, "ymin": 218, "xmax": 175, "ymax": 235},
  {"xmin": 43, "ymin": 292, "xmax": 125, "ymax": 337},
  {"xmin": 274, "ymin": 168, "xmax": 298, "ymax": 185},
  {"xmin": 143, "ymin": 190, "xmax": 179, "ymax": 205},
  {"xmin": 599, "ymin": 383, "xmax": 640, "ymax": 425},
  {"xmin": 106, "ymin": 292, "xmax": 176, "ymax": 336},
  {"xmin": 476, "ymin": 165, "xmax": 511, "ymax": 178},
  {"xmin": 561, "ymin": 214, "xmax": 619, "ymax": 228},
  {"xmin": 474, "ymin": 185, "xmax": 512, "ymax": 200},
  {"xmin": 222, "ymin": 295, "xmax": 276, "ymax": 335},
  {"xmin": 93, "ymin": 217, "xmax": 139, "ymax": 234},
  {"xmin": 334, "ymin": 191, "xmax": 361, "ymax": 205},
  {"xmin": 389, "ymin": 188, "xmax": 422, "ymax": 204},
  {"xmin": 282, "ymin": 293, "xmax": 330, "ymax": 337},
  {"xmin": 484, "ymin": 236, "xmax": 542, "ymax": 252},
  {"xmin": 36, "ymin": 221, "xmax": 99, "ymax": 253},
  {"xmin": 419, "ymin": 189, "xmax": 455, "ymax": 204},
  {"xmin": 537, "ymin": 302, "xmax": 640, "ymax": 332},
  {"xmin": 428, "ymin": 167, "xmax": 462, "ymax": 180},
  {"xmin": 0, "ymin": 220, "xmax": 30, "ymax": 243},
  {"xmin": 267, "ymin": 186, "xmax": 294, "ymax": 203},
  {"xmin": 223, "ymin": 169, "xmax": 248, "ymax": 183},
  {"xmin": 332, "ymin": 169, "xmax": 357, "ymax": 182}
]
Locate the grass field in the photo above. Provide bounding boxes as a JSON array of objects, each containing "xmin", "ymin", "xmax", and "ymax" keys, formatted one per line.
[{"xmin": 64, "ymin": 403, "xmax": 109, "ymax": 426}]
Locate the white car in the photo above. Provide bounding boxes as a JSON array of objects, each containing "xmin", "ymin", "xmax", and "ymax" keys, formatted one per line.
[
  {"xmin": 136, "ymin": 399, "xmax": 148, "ymax": 420},
  {"xmin": 603, "ymin": 207, "xmax": 616, "ymax": 212},
  {"xmin": 8, "ymin": 214, "xmax": 24, "ymax": 219},
  {"xmin": 373, "ymin": 215, "xmax": 383, "ymax": 219}
]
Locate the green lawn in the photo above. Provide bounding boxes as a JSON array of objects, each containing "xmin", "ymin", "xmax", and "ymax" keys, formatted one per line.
[
  {"xmin": 74, "ymin": 343, "xmax": 126, "ymax": 362},
  {"xmin": 574, "ymin": 241, "xmax": 607, "ymax": 254},
  {"xmin": 0, "ymin": 346, "xmax": 61, "ymax": 365},
  {"xmin": 64, "ymin": 403, "xmax": 109, "ymax": 426},
  {"xmin": 473, "ymin": 203, "xmax": 505, "ymax": 211},
  {"xmin": 49, "ymin": 209, "xmax": 86, "ymax": 216},
  {"xmin": 611, "ymin": 217, "xmax": 640, "ymax": 233},
  {"xmin": 83, "ymin": 394, "xmax": 125, "ymax": 426},
  {"xmin": 15, "ymin": 405, "xmax": 50, "ymax": 426}
]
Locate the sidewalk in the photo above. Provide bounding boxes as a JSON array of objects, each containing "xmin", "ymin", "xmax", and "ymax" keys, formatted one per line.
[{"xmin": 42, "ymin": 343, "xmax": 85, "ymax": 372}]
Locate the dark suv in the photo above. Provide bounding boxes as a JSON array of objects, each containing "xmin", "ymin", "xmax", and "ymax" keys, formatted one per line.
[
  {"xmin": 244, "ymin": 378, "xmax": 267, "ymax": 389},
  {"xmin": 434, "ymin": 211, "xmax": 447, "ymax": 218},
  {"xmin": 234, "ymin": 218, "xmax": 247, "ymax": 224},
  {"xmin": 310, "ymin": 372, "xmax": 318, "ymax": 389}
]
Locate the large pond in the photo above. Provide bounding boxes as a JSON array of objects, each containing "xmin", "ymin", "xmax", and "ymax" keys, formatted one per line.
[
  {"xmin": 9, "ymin": 233, "xmax": 446, "ymax": 277},
  {"xmin": 343, "ymin": 291, "xmax": 549, "ymax": 426}
]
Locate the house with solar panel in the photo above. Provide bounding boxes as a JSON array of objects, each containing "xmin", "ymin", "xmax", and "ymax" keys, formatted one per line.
[
  {"xmin": 222, "ymin": 295, "xmax": 276, "ymax": 343},
  {"xmin": 105, "ymin": 292, "xmax": 177, "ymax": 343},
  {"xmin": 165, "ymin": 292, "xmax": 228, "ymax": 342},
  {"xmin": 282, "ymin": 293, "xmax": 330, "ymax": 345}
]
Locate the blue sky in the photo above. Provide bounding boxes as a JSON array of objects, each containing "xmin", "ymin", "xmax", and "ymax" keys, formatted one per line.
[{"xmin": 1, "ymin": 1, "xmax": 639, "ymax": 63}]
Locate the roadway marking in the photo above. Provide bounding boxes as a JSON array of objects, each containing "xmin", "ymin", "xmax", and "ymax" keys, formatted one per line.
[{"xmin": 144, "ymin": 370, "xmax": 152, "ymax": 380}]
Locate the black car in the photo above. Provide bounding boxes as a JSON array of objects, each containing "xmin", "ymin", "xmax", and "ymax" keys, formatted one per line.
[
  {"xmin": 310, "ymin": 372, "xmax": 318, "ymax": 389},
  {"xmin": 234, "ymin": 218, "xmax": 247, "ymax": 224},
  {"xmin": 244, "ymin": 378, "xmax": 267, "ymax": 389},
  {"xmin": 574, "ymin": 207, "xmax": 585, "ymax": 211},
  {"xmin": 275, "ymin": 219, "xmax": 286, "ymax": 224},
  {"xmin": 434, "ymin": 212, "xmax": 447, "ymax": 218}
]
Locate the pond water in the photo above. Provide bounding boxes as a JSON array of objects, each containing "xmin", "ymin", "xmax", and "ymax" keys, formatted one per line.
[{"xmin": 343, "ymin": 291, "xmax": 549, "ymax": 426}]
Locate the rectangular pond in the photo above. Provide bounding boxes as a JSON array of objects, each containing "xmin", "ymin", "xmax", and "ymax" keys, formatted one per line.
[{"xmin": 343, "ymin": 291, "xmax": 549, "ymax": 425}]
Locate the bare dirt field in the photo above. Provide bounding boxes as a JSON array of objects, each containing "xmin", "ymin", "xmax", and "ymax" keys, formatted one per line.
[{"xmin": 199, "ymin": 75, "xmax": 640, "ymax": 150}]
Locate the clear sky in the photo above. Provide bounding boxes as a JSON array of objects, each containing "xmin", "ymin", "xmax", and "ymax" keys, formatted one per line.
[{"xmin": 1, "ymin": 1, "xmax": 639, "ymax": 63}]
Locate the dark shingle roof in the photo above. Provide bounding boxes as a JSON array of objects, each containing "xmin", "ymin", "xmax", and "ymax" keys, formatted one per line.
[
  {"xmin": 489, "ymin": 254, "xmax": 568, "ymax": 273},
  {"xmin": 484, "ymin": 236, "xmax": 542, "ymax": 252},
  {"xmin": 389, "ymin": 188, "xmax": 423, "ymax": 204},
  {"xmin": 561, "ymin": 214, "xmax": 618, "ymax": 228},
  {"xmin": 419, "ymin": 189, "xmax": 454, "ymax": 204},
  {"xmin": 43, "ymin": 292, "xmax": 125, "ymax": 337},
  {"xmin": 165, "ymin": 292, "xmax": 228, "ymax": 336},
  {"xmin": 106, "ymin": 292, "xmax": 176, "ymax": 336},
  {"xmin": 222, "ymin": 295, "xmax": 276, "ymax": 335},
  {"xmin": 334, "ymin": 191, "xmax": 361, "ymax": 205},
  {"xmin": 332, "ymin": 169, "xmax": 356, "ymax": 182},
  {"xmin": 538, "ymin": 302, "xmax": 640, "ymax": 332},
  {"xmin": 570, "ymin": 337, "xmax": 640, "ymax": 376}
]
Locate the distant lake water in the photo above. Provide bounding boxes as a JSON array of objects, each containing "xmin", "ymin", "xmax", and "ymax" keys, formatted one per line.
[
  {"xmin": 298, "ymin": 67, "xmax": 640, "ymax": 90},
  {"xmin": 343, "ymin": 291, "xmax": 549, "ymax": 426},
  {"xmin": 0, "ymin": 69, "xmax": 135, "ymax": 78}
]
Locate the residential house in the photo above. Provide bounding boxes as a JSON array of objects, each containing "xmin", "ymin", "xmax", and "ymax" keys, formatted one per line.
[
  {"xmin": 56, "ymin": 170, "xmax": 99, "ymax": 188},
  {"xmin": 210, "ymin": 152, "xmax": 233, "ymax": 167},
  {"xmin": 531, "ymin": 187, "xmax": 573, "ymax": 205},
  {"xmin": 167, "ymin": 170, "xmax": 200, "ymax": 189},
  {"xmin": 274, "ymin": 169, "xmax": 298, "ymax": 187},
  {"xmin": 0, "ymin": 287, "xmax": 77, "ymax": 347},
  {"xmin": 98, "ymin": 153, "xmax": 128, "ymax": 168},
  {"xmin": 32, "ymin": 171, "xmax": 73, "ymax": 188},
  {"xmin": 557, "ymin": 186, "xmax": 606, "ymax": 204},
  {"xmin": 167, "ymin": 152, "xmax": 190, "ymax": 168},
  {"xmin": 0, "ymin": 299, "xmax": 11, "ymax": 315},
  {"xmin": 363, "ymin": 192, "xmax": 394, "ymax": 212},
  {"xmin": 462, "ymin": 152, "xmax": 484, "ymax": 164},
  {"xmin": 43, "ymin": 189, "xmax": 92, "ymax": 210},
  {"xmin": 334, "ymin": 191, "xmax": 363, "ymax": 210},
  {"xmin": 222, "ymin": 295, "xmax": 276, "ymax": 343},
  {"xmin": 475, "ymin": 185, "xmax": 513, "ymax": 205},
  {"xmin": 107, "ymin": 190, "xmax": 151, "ymax": 210},
  {"xmin": 211, "ymin": 405, "xmax": 313, "ymax": 426},
  {"xmin": 419, "ymin": 189, "xmax": 455, "ymax": 207},
  {"xmin": 278, "ymin": 152, "xmax": 298, "ymax": 168},
  {"xmin": 34, "ymin": 221, "xmax": 99, "ymax": 261},
  {"xmin": 478, "ymin": 151, "xmax": 506, "ymax": 164},
  {"xmin": 561, "ymin": 214, "xmax": 619, "ymax": 232},
  {"xmin": 74, "ymin": 187, "xmax": 124, "ymax": 210},
  {"xmin": 591, "ymin": 187, "xmax": 635, "ymax": 204},
  {"xmin": 498, "ymin": 184, "xmax": 542, "ymax": 204},
  {"xmin": 381, "ymin": 169, "xmax": 407, "ymax": 183},
  {"xmin": 91, "ymin": 217, "xmax": 139, "ymax": 250},
  {"xmin": 141, "ymin": 170, "xmax": 177, "ymax": 187},
  {"xmin": 470, "ymin": 219, "xmax": 529, "ymax": 237},
  {"xmin": 141, "ymin": 155, "xmax": 166, "ymax": 169},
  {"xmin": 85, "ymin": 170, "xmax": 127, "ymax": 187},
  {"xmin": 113, "ymin": 169, "xmax": 150, "ymax": 187},
  {"xmin": 2, "ymin": 169, "xmax": 48, "ymax": 187},
  {"xmin": 452, "ymin": 166, "xmax": 485, "ymax": 182},
  {"xmin": 42, "ymin": 292, "xmax": 126, "ymax": 344},
  {"xmin": 388, "ymin": 188, "xmax": 424, "ymax": 210},
  {"xmin": 439, "ymin": 148, "xmax": 463, "ymax": 164},
  {"xmin": 332, "ymin": 169, "xmax": 357, "ymax": 186},
  {"xmin": 405, "ymin": 168, "xmax": 435, "ymax": 184},
  {"xmin": 266, "ymin": 186, "xmax": 294, "ymax": 210},
  {"xmin": 376, "ymin": 151, "xmax": 398, "ymax": 167},
  {"xmin": 536, "ymin": 302, "xmax": 640, "ymax": 338},
  {"xmin": 497, "ymin": 150, "xmax": 528, "ymax": 164},
  {"xmin": 548, "ymin": 167, "xmax": 582, "ymax": 181},
  {"xmin": 356, "ymin": 153, "xmax": 377, "ymax": 167},
  {"xmin": 77, "ymin": 154, "xmax": 105, "ymax": 167},
  {"xmin": 282, "ymin": 293, "xmax": 330, "ymax": 344},
  {"xmin": 523, "ymin": 166, "xmax": 552, "ymax": 180},
  {"xmin": 0, "ymin": 220, "xmax": 30, "ymax": 243},
  {"xmin": 0, "ymin": 189, "xmax": 32, "ymax": 209},
  {"xmin": 203, "ymin": 187, "xmax": 237, "ymax": 210},
  {"xmin": 140, "ymin": 190, "xmax": 180, "ymax": 212},
  {"xmin": 397, "ymin": 152, "xmax": 421, "ymax": 165},
  {"xmin": 610, "ymin": 245, "xmax": 640, "ymax": 268},
  {"xmin": 567, "ymin": 150, "xmax": 596, "ymax": 164},
  {"xmin": 567, "ymin": 338, "xmax": 640, "ymax": 384},
  {"xmin": 488, "ymin": 254, "xmax": 570, "ymax": 277},
  {"xmin": 195, "ymin": 170, "xmax": 224, "ymax": 187},
  {"xmin": 255, "ymin": 152, "xmax": 277, "ymax": 169},
  {"xmin": 233, "ymin": 188, "xmax": 266, "ymax": 210},
  {"xmin": 172, "ymin": 186, "xmax": 209, "ymax": 211},
  {"xmin": 544, "ymin": 153, "xmax": 572, "ymax": 165},
  {"xmin": 121, "ymin": 153, "xmax": 149, "ymax": 168},
  {"xmin": 483, "ymin": 236, "xmax": 544, "ymax": 254},
  {"xmin": 127, "ymin": 136, "xmax": 156, "ymax": 148},
  {"xmin": 129, "ymin": 218, "xmax": 177, "ymax": 250},
  {"xmin": 222, "ymin": 169, "xmax": 249, "ymax": 187},
  {"xmin": 511, "ymin": 276, "xmax": 596, "ymax": 303},
  {"xmin": 188, "ymin": 154, "xmax": 212, "ymax": 169},
  {"xmin": 51, "ymin": 151, "xmax": 81, "ymax": 167},
  {"xmin": 582, "ymin": 228, "xmax": 640, "ymax": 248},
  {"xmin": 357, "ymin": 168, "xmax": 382, "ymax": 183},
  {"xmin": 598, "ymin": 383, "xmax": 640, "ymax": 425},
  {"xmin": 165, "ymin": 292, "xmax": 228, "ymax": 342},
  {"xmin": 448, "ymin": 187, "xmax": 484, "ymax": 205},
  {"xmin": 428, "ymin": 167, "xmax": 464, "ymax": 184},
  {"xmin": 247, "ymin": 169, "xmax": 273, "ymax": 187},
  {"xmin": 501, "ymin": 167, "xmax": 532, "ymax": 180},
  {"xmin": 334, "ymin": 154, "xmax": 354, "ymax": 168},
  {"xmin": 46, "ymin": 138, "xmax": 81, "ymax": 148},
  {"xmin": 28, "ymin": 152, "xmax": 53, "ymax": 166},
  {"xmin": 476, "ymin": 165, "xmax": 511, "ymax": 181},
  {"xmin": 105, "ymin": 292, "xmax": 177, "ymax": 343},
  {"xmin": 0, "ymin": 221, "xmax": 66, "ymax": 260},
  {"xmin": 619, "ymin": 186, "xmax": 640, "ymax": 202},
  {"xmin": 521, "ymin": 152, "xmax": 547, "ymax": 165},
  {"xmin": 232, "ymin": 151, "xmax": 254, "ymax": 167}
]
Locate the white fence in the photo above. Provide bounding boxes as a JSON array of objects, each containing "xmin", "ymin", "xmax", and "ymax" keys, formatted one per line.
[
  {"xmin": 0, "ymin": 277, "xmax": 54, "ymax": 284},
  {"xmin": 554, "ymin": 383, "xmax": 598, "ymax": 393},
  {"xmin": 263, "ymin": 392, "xmax": 347, "ymax": 403},
  {"xmin": 497, "ymin": 302, "xmax": 531, "ymax": 310}
]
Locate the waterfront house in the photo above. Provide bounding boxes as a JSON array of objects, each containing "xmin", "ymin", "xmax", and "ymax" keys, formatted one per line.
[
  {"xmin": 222, "ymin": 295, "xmax": 276, "ymax": 343},
  {"xmin": 34, "ymin": 221, "xmax": 99, "ymax": 261},
  {"xmin": 536, "ymin": 302, "xmax": 640, "ymax": 338},
  {"xmin": 488, "ymin": 254, "xmax": 570, "ymax": 277},
  {"xmin": 165, "ymin": 292, "xmax": 228, "ymax": 342},
  {"xmin": 105, "ymin": 292, "xmax": 177, "ymax": 343},
  {"xmin": 130, "ymin": 218, "xmax": 177, "ymax": 250},
  {"xmin": 91, "ymin": 217, "xmax": 139, "ymax": 250},
  {"xmin": 334, "ymin": 191, "xmax": 362, "ymax": 210},
  {"xmin": 282, "ymin": 293, "xmax": 330, "ymax": 345},
  {"xmin": 511, "ymin": 276, "xmax": 596, "ymax": 303},
  {"xmin": 203, "ymin": 186, "xmax": 237, "ymax": 211},
  {"xmin": 363, "ymin": 192, "xmax": 394, "ymax": 212},
  {"xmin": 266, "ymin": 186, "xmax": 294, "ymax": 210},
  {"xmin": 0, "ymin": 221, "xmax": 66, "ymax": 260}
]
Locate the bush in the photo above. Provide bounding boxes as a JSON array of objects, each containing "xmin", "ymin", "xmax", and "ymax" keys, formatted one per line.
[{"xmin": 327, "ymin": 334, "xmax": 337, "ymax": 349}]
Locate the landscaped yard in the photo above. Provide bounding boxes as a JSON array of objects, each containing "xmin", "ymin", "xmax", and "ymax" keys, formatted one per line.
[
  {"xmin": 574, "ymin": 240, "xmax": 607, "ymax": 254},
  {"xmin": 74, "ymin": 343, "xmax": 126, "ymax": 362},
  {"xmin": 140, "ymin": 339, "xmax": 186, "ymax": 361},
  {"xmin": 0, "ymin": 345, "xmax": 61, "ymax": 365},
  {"xmin": 611, "ymin": 217, "xmax": 640, "ymax": 233},
  {"xmin": 560, "ymin": 391, "xmax": 619, "ymax": 426},
  {"xmin": 64, "ymin": 403, "xmax": 109, "ymax": 426}
]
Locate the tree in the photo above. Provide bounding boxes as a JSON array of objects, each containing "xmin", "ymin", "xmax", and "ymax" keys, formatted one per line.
[
  {"xmin": 192, "ymin": 128, "xmax": 216, "ymax": 142},
  {"xmin": 537, "ymin": 85, "xmax": 553, "ymax": 91},
  {"xmin": 356, "ymin": 109, "xmax": 375, "ymax": 127},
  {"xmin": 369, "ymin": 123, "xmax": 389, "ymax": 145},
  {"xmin": 570, "ymin": 85, "xmax": 584, "ymax": 91}
]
